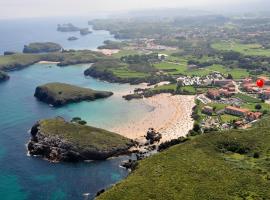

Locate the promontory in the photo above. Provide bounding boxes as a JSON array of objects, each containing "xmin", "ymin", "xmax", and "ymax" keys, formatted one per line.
[
  {"xmin": 28, "ymin": 118, "xmax": 134, "ymax": 162},
  {"xmin": 34, "ymin": 82, "xmax": 113, "ymax": 106},
  {"xmin": 23, "ymin": 42, "xmax": 62, "ymax": 53}
]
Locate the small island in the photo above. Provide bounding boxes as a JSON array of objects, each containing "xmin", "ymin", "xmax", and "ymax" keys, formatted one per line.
[
  {"xmin": 80, "ymin": 28, "xmax": 92, "ymax": 35},
  {"xmin": 57, "ymin": 23, "xmax": 80, "ymax": 32},
  {"xmin": 28, "ymin": 118, "xmax": 134, "ymax": 162},
  {"xmin": 0, "ymin": 70, "xmax": 9, "ymax": 82},
  {"xmin": 23, "ymin": 42, "xmax": 62, "ymax": 53},
  {"xmin": 34, "ymin": 82, "xmax": 113, "ymax": 106},
  {"xmin": 67, "ymin": 36, "xmax": 78, "ymax": 41}
]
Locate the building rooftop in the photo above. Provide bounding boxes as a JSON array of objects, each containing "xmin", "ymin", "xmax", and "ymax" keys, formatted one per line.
[{"xmin": 225, "ymin": 106, "xmax": 250, "ymax": 113}]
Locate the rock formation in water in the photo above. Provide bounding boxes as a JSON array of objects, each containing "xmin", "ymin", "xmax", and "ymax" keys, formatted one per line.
[
  {"xmin": 23, "ymin": 42, "xmax": 62, "ymax": 53},
  {"xmin": 28, "ymin": 118, "xmax": 134, "ymax": 162},
  {"xmin": 34, "ymin": 82, "xmax": 113, "ymax": 107}
]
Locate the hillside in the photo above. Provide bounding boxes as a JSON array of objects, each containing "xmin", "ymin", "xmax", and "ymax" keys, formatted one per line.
[
  {"xmin": 28, "ymin": 118, "xmax": 134, "ymax": 161},
  {"xmin": 34, "ymin": 82, "xmax": 113, "ymax": 106},
  {"xmin": 97, "ymin": 117, "xmax": 270, "ymax": 200}
]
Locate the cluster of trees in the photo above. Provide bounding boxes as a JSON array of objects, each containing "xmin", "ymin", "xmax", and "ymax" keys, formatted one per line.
[{"xmin": 121, "ymin": 53, "xmax": 159, "ymax": 64}]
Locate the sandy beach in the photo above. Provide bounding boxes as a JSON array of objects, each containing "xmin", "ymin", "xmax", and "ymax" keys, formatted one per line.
[
  {"xmin": 38, "ymin": 61, "xmax": 60, "ymax": 64},
  {"xmin": 112, "ymin": 94, "xmax": 195, "ymax": 142}
]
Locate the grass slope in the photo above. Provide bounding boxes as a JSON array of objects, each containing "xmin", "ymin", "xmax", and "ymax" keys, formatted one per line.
[
  {"xmin": 97, "ymin": 117, "xmax": 270, "ymax": 200},
  {"xmin": 212, "ymin": 42, "xmax": 270, "ymax": 57},
  {"xmin": 39, "ymin": 118, "xmax": 132, "ymax": 151}
]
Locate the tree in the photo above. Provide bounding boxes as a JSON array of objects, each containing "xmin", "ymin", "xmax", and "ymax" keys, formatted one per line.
[
  {"xmin": 227, "ymin": 74, "xmax": 233, "ymax": 79},
  {"xmin": 255, "ymin": 104, "xmax": 262, "ymax": 110},
  {"xmin": 193, "ymin": 123, "xmax": 201, "ymax": 133}
]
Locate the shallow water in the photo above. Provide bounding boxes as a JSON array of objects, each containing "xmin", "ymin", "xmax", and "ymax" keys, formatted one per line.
[
  {"xmin": 0, "ymin": 17, "xmax": 150, "ymax": 200},
  {"xmin": 0, "ymin": 63, "xmax": 151, "ymax": 200}
]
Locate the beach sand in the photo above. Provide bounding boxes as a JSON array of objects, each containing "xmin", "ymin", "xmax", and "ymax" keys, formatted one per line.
[
  {"xmin": 112, "ymin": 94, "xmax": 195, "ymax": 142},
  {"xmin": 38, "ymin": 61, "xmax": 60, "ymax": 64}
]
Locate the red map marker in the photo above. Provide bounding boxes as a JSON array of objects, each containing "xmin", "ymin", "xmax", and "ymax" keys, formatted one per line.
[{"xmin": 257, "ymin": 79, "xmax": 264, "ymax": 88}]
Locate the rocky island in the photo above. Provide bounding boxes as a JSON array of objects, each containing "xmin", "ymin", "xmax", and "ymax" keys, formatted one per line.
[
  {"xmin": 57, "ymin": 23, "xmax": 80, "ymax": 32},
  {"xmin": 0, "ymin": 70, "xmax": 9, "ymax": 82},
  {"xmin": 28, "ymin": 118, "xmax": 134, "ymax": 162},
  {"xmin": 80, "ymin": 28, "xmax": 92, "ymax": 35},
  {"xmin": 34, "ymin": 82, "xmax": 113, "ymax": 106},
  {"xmin": 23, "ymin": 42, "xmax": 62, "ymax": 53},
  {"xmin": 68, "ymin": 36, "xmax": 78, "ymax": 41}
]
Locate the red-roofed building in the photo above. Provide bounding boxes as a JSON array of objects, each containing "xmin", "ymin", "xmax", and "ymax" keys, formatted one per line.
[
  {"xmin": 225, "ymin": 106, "xmax": 250, "ymax": 117},
  {"xmin": 246, "ymin": 112, "xmax": 262, "ymax": 122},
  {"xmin": 207, "ymin": 89, "xmax": 220, "ymax": 100},
  {"xmin": 258, "ymin": 76, "xmax": 270, "ymax": 85},
  {"xmin": 259, "ymin": 90, "xmax": 270, "ymax": 100},
  {"xmin": 213, "ymin": 79, "xmax": 233, "ymax": 87},
  {"xmin": 242, "ymin": 78, "xmax": 253, "ymax": 85}
]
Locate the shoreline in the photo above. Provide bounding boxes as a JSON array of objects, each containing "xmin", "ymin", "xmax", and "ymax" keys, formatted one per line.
[
  {"xmin": 38, "ymin": 61, "xmax": 60, "ymax": 64},
  {"xmin": 111, "ymin": 94, "xmax": 195, "ymax": 142}
]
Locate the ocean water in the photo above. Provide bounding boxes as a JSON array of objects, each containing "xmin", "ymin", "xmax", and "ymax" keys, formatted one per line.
[
  {"xmin": 0, "ymin": 16, "xmax": 116, "ymax": 54},
  {"xmin": 0, "ymin": 18, "xmax": 150, "ymax": 200}
]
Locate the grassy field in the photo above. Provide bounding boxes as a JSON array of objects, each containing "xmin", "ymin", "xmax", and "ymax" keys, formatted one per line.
[
  {"xmin": 220, "ymin": 114, "xmax": 240, "ymax": 123},
  {"xmin": 234, "ymin": 93, "xmax": 262, "ymax": 103},
  {"xmin": 242, "ymin": 102, "xmax": 270, "ymax": 112},
  {"xmin": 154, "ymin": 62, "xmax": 187, "ymax": 75},
  {"xmin": 212, "ymin": 42, "xmax": 270, "ymax": 57},
  {"xmin": 154, "ymin": 61, "xmax": 249, "ymax": 78},
  {"xmin": 151, "ymin": 84, "xmax": 197, "ymax": 95},
  {"xmin": 111, "ymin": 67, "xmax": 149, "ymax": 78},
  {"xmin": 97, "ymin": 116, "xmax": 270, "ymax": 200},
  {"xmin": 39, "ymin": 118, "xmax": 132, "ymax": 150}
]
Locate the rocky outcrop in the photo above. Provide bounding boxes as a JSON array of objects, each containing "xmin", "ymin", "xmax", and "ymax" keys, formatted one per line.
[
  {"xmin": 146, "ymin": 128, "xmax": 162, "ymax": 144},
  {"xmin": 0, "ymin": 71, "xmax": 9, "ymax": 82},
  {"xmin": 27, "ymin": 118, "xmax": 134, "ymax": 162},
  {"xmin": 34, "ymin": 82, "xmax": 113, "ymax": 106}
]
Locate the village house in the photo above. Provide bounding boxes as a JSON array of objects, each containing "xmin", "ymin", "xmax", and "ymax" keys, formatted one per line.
[
  {"xmin": 242, "ymin": 78, "xmax": 253, "ymax": 85},
  {"xmin": 207, "ymin": 89, "xmax": 220, "ymax": 100},
  {"xmin": 219, "ymin": 89, "xmax": 233, "ymax": 98},
  {"xmin": 202, "ymin": 106, "xmax": 214, "ymax": 116},
  {"xmin": 213, "ymin": 79, "xmax": 233, "ymax": 87},
  {"xmin": 258, "ymin": 76, "xmax": 270, "ymax": 85},
  {"xmin": 225, "ymin": 106, "xmax": 250, "ymax": 117},
  {"xmin": 242, "ymin": 83, "xmax": 258, "ymax": 93},
  {"xmin": 246, "ymin": 112, "xmax": 262, "ymax": 122},
  {"xmin": 259, "ymin": 90, "xmax": 270, "ymax": 100}
]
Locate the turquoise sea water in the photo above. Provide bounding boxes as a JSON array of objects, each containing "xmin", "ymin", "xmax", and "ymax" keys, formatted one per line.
[
  {"xmin": 0, "ymin": 18, "xmax": 150, "ymax": 200},
  {"xmin": 0, "ymin": 63, "xmax": 151, "ymax": 200}
]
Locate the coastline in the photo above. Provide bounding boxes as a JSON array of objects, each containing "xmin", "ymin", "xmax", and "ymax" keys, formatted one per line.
[{"xmin": 111, "ymin": 94, "xmax": 195, "ymax": 142}]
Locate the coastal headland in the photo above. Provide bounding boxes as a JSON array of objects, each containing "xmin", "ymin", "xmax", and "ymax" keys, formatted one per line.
[{"xmin": 28, "ymin": 118, "xmax": 134, "ymax": 162}]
